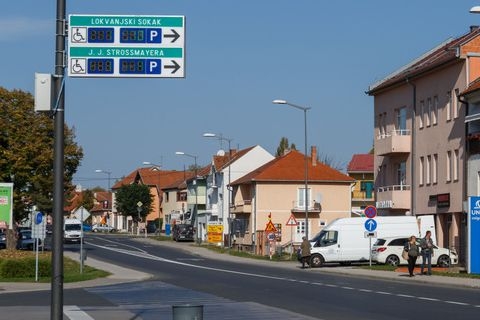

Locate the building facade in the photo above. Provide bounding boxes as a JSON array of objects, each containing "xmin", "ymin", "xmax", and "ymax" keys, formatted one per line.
[
  {"xmin": 367, "ymin": 27, "xmax": 480, "ymax": 261},
  {"xmin": 347, "ymin": 154, "xmax": 375, "ymax": 216}
]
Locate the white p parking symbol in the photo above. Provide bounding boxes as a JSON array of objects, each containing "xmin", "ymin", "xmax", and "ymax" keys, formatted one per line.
[
  {"xmin": 146, "ymin": 59, "xmax": 161, "ymax": 74},
  {"xmin": 147, "ymin": 28, "xmax": 162, "ymax": 43}
]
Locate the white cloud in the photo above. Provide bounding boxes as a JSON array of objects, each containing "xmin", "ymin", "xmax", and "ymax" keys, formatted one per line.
[{"xmin": 0, "ymin": 17, "xmax": 53, "ymax": 41}]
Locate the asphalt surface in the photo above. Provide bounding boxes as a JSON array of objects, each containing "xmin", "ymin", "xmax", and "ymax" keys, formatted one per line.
[{"xmin": 1, "ymin": 237, "xmax": 479, "ymax": 320}]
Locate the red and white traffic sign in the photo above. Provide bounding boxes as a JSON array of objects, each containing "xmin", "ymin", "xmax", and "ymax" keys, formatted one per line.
[
  {"xmin": 286, "ymin": 214, "xmax": 298, "ymax": 226},
  {"xmin": 364, "ymin": 205, "xmax": 377, "ymax": 219}
]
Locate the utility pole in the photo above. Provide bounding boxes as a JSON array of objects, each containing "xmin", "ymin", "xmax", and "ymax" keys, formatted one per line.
[{"xmin": 52, "ymin": 0, "xmax": 66, "ymax": 319}]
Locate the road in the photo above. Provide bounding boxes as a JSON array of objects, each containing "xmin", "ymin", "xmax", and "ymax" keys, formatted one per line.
[{"xmin": 1, "ymin": 233, "xmax": 479, "ymax": 320}]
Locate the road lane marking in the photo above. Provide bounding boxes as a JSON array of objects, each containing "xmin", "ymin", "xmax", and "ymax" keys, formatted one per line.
[
  {"xmin": 64, "ymin": 305, "xmax": 94, "ymax": 320},
  {"xmin": 87, "ymin": 241, "xmax": 478, "ymax": 310}
]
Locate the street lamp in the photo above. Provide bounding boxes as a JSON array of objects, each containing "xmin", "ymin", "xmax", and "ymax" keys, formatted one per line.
[
  {"xmin": 273, "ymin": 99, "xmax": 311, "ymax": 239},
  {"xmin": 470, "ymin": 6, "xmax": 480, "ymax": 13},
  {"xmin": 142, "ymin": 162, "xmax": 162, "ymax": 234},
  {"xmin": 203, "ymin": 132, "xmax": 234, "ymax": 248},
  {"xmin": 95, "ymin": 169, "xmax": 112, "ymax": 191},
  {"xmin": 175, "ymin": 152, "xmax": 198, "ymax": 234}
]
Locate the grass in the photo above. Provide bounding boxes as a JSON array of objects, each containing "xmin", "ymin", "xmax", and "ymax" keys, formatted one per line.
[
  {"xmin": 359, "ymin": 263, "xmax": 480, "ymax": 278},
  {"xmin": 0, "ymin": 249, "xmax": 110, "ymax": 283}
]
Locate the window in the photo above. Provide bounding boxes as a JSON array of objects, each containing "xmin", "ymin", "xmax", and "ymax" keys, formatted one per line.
[
  {"xmin": 433, "ymin": 95, "xmax": 438, "ymax": 125},
  {"xmin": 426, "ymin": 155, "xmax": 431, "ymax": 185},
  {"xmin": 396, "ymin": 161, "xmax": 407, "ymax": 186},
  {"xmin": 433, "ymin": 154, "xmax": 438, "ymax": 184},
  {"xmin": 165, "ymin": 193, "xmax": 170, "ymax": 202},
  {"xmin": 453, "ymin": 89, "xmax": 459, "ymax": 119},
  {"xmin": 177, "ymin": 191, "xmax": 187, "ymax": 201},
  {"xmin": 419, "ymin": 157, "xmax": 424, "ymax": 186},
  {"xmin": 446, "ymin": 151, "xmax": 452, "ymax": 182},
  {"xmin": 297, "ymin": 187, "xmax": 311, "ymax": 208},
  {"xmin": 316, "ymin": 230, "xmax": 338, "ymax": 247},
  {"xmin": 454, "ymin": 149, "xmax": 459, "ymax": 181},
  {"xmin": 396, "ymin": 107, "xmax": 407, "ymax": 134},
  {"xmin": 419, "ymin": 100, "xmax": 424, "ymax": 128},
  {"xmin": 446, "ymin": 91, "xmax": 452, "ymax": 121},
  {"xmin": 426, "ymin": 98, "xmax": 431, "ymax": 127},
  {"xmin": 378, "ymin": 113, "xmax": 383, "ymax": 137}
]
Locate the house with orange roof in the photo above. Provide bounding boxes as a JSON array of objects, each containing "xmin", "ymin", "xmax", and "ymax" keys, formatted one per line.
[
  {"xmin": 112, "ymin": 167, "xmax": 190, "ymax": 232},
  {"xmin": 347, "ymin": 154, "xmax": 375, "ymax": 216},
  {"xmin": 230, "ymin": 147, "xmax": 354, "ymax": 253}
]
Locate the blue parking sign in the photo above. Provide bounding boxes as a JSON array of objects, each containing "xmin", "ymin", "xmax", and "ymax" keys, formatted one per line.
[{"xmin": 468, "ymin": 196, "xmax": 480, "ymax": 274}]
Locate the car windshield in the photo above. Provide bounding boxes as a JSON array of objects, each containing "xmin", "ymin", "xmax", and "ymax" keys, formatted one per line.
[{"xmin": 65, "ymin": 224, "xmax": 81, "ymax": 231}]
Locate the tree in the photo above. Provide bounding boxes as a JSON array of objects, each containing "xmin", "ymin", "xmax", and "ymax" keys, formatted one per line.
[
  {"xmin": 276, "ymin": 137, "xmax": 296, "ymax": 157},
  {"xmin": 79, "ymin": 189, "xmax": 95, "ymax": 211},
  {"xmin": 0, "ymin": 87, "xmax": 83, "ymax": 223},
  {"xmin": 114, "ymin": 183, "xmax": 153, "ymax": 222}
]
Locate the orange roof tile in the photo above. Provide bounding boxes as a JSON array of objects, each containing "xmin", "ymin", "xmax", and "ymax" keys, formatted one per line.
[
  {"xmin": 347, "ymin": 154, "xmax": 374, "ymax": 173},
  {"xmin": 232, "ymin": 150, "xmax": 354, "ymax": 185}
]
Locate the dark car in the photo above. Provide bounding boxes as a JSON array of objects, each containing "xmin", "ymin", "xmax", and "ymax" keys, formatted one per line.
[
  {"xmin": 172, "ymin": 224, "xmax": 195, "ymax": 242},
  {"xmin": 16, "ymin": 230, "xmax": 42, "ymax": 250},
  {"xmin": 0, "ymin": 230, "xmax": 6, "ymax": 249}
]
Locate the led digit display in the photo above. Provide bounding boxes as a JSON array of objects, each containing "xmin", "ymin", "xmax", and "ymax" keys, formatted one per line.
[
  {"xmin": 119, "ymin": 59, "xmax": 146, "ymax": 74},
  {"xmin": 88, "ymin": 59, "xmax": 114, "ymax": 74},
  {"xmin": 88, "ymin": 28, "xmax": 114, "ymax": 43},
  {"xmin": 120, "ymin": 28, "xmax": 146, "ymax": 43}
]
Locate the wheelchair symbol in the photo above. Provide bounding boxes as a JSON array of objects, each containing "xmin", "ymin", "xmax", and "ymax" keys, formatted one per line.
[
  {"xmin": 71, "ymin": 59, "xmax": 86, "ymax": 74},
  {"xmin": 71, "ymin": 27, "xmax": 87, "ymax": 43}
]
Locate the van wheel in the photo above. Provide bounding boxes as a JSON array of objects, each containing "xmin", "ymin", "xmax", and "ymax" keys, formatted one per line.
[
  {"xmin": 310, "ymin": 254, "xmax": 324, "ymax": 267},
  {"xmin": 437, "ymin": 255, "xmax": 451, "ymax": 268},
  {"xmin": 385, "ymin": 254, "xmax": 400, "ymax": 267}
]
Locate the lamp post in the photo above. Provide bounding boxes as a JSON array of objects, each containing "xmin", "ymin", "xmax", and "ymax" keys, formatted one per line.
[
  {"xmin": 142, "ymin": 161, "xmax": 162, "ymax": 234},
  {"xmin": 203, "ymin": 132, "xmax": 234, "ymax": 248},
  {"xmin": 95, "ymin": 169, "xmax": 112, "ymax": 191},
  {"xmin": 273, "ymin": 99, "xmax": 311, "ymax": 239},
  {"xmin": 175, "ymin": 152, "xmax": 198, "ymax": 239}
]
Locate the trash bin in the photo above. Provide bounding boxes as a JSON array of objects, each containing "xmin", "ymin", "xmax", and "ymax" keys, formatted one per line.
[{"xmin": 172, "ymin": 304, "xmax": 203, "ymax": 320}]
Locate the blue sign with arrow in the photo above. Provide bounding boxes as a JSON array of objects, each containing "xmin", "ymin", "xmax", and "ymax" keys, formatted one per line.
[{"xmin": 364, "ymin": 219, "xmax": 377, "ymax": 232}]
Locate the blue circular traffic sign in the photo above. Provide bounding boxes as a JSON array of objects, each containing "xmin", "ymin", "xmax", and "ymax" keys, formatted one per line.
[
  {"xmin": 364, "ymin": 219, "xmax": 377, "ymax": 232},
  {"xmin": 35, "ymin": 212, "xmax": 44, "ymax": 225},
  {"xmin": 364, "ymin": 205, "xmax": 377, "ymax": 219}
]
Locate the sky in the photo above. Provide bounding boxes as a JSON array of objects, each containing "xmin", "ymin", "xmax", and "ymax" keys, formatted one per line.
[{"xmin": 2, "ymin": 0, "xmax": 480, "ymax": 189}]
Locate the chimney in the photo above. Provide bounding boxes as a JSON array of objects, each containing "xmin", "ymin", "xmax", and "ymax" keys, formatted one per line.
[{"xmin": 311, "ymin": 146, "xmax": 317, "ymax": 166}]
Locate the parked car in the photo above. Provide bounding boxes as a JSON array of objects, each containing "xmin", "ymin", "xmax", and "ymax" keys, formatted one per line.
[
  {"xmin": 172, "ymin": 224, "xmax": 194, "ymax": 242},
  {"xmin": 16, "ymin": 230, "xmax": 42, "ymax": 250},
  {"xmin": 92, "ymin": 224, "xmax": 115, "ymax": 233},
  {"xmin": 83, "ymin": 223, "xmax": 92, "ymax": 232},
  {"xmin": 0, "ymin": 230, "xmax": 6, "ymax": 249},
  {"xmin": 371, "ymin": 236, "xmax": 458, "ymax": 267}
]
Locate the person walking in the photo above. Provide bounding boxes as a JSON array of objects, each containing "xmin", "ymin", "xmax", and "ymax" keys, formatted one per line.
[
  {"xmin": 420, "ymin": 230, "xmax": 434, "ymax": 275},
  {"xmin": 404, "ymin": 235, "xmax": 420, "ymax": 277},
  {"xmin": 300, "ymin": 236, "xmax": 311, "ymax": 269}
]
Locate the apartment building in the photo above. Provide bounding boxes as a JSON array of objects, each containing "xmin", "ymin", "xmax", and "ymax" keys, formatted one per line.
[{"xmin": 367, "ymin": 26, "xmax": 480, "ymax": 261}]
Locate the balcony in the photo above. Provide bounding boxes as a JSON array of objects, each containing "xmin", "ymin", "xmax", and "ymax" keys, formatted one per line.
[
  {"xmin": 376, "ymin": 185, "xmax": 411, "ymax": 210},
  {"xmin": 352, "ymin": 190, "xmax": 374, "ymax": 202},
  {"xmin": 232, "ymin": 200, "xmax": 252, "ymax": 214},
  {"xmin": 291, "ymin": 200, "xmax": 322, "ymax": 213},
  {"xmin": 376, "ymin": 129, "xmax": 411, "ymax": 156}
]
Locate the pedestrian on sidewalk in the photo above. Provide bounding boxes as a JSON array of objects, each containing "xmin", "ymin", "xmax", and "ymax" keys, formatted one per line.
[
  {"xmin": 300, "ymin": 236, "xmax": 311, "ymax": 269},
  {"xmin": 420, "ymin": 230, "xmax": 434, "ymax": 275},
  {"xmin": 404, "ymin": 235, "xmax": 420, "ymax": 277}
]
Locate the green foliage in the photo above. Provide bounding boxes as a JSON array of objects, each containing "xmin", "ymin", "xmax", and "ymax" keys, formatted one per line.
[
  {"xmin": 276, "ymin": 137, "xmax": 296, "ymax": 157},
  {"xmin": 0, "ymin": 87, "xmax": 83, "ymax": 222},
  {"xmin": 0, "ymin": 255, "xmax": 51, "ymax": 278},
  {"xmin": 115, "ymin": 183, "xmax": 153, "ymax": 221},
  {"xmin": 79, "ymin": 189, "xmax": 95, "ymax": 211}
]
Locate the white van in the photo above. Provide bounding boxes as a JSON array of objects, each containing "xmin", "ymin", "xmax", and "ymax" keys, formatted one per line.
[
  {"xmin": 308, "ymin": 215, "xmax": 435, "ymax": 267},
  {"xmin": 64, "ymin": 218, "xmax": 83, "ymax": 244}
]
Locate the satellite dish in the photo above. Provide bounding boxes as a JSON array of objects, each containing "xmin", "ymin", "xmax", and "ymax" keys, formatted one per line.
[{"xmin": 216, "ymin": 149, "xmax": 226, "ymax": 156}]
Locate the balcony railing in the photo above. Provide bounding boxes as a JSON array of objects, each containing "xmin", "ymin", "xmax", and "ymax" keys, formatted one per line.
[
  {"xmin": 291, "ymin": 200, "xmax": 321, "ymax": 212},
  {"xmin": 376, "ymin": 129, "xmax": 411, "ymax": 156},
  {"xmin": 376, "ymin": 184, "xmax": 411, "ymax": 209},
  {"xmin": 232, "ymin": 200, "xmax": 252, "ymax": 213}
]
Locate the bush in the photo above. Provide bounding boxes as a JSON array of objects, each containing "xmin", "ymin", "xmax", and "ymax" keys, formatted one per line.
[{"xmin": 0, "ymin": 254, "xmax": 51, "ymax": 278}]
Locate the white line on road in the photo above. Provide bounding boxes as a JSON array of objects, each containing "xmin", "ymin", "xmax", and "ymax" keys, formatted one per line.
[{"xmin": 64, "ymin": 305, "xmax": 94, "ymax": 320}]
